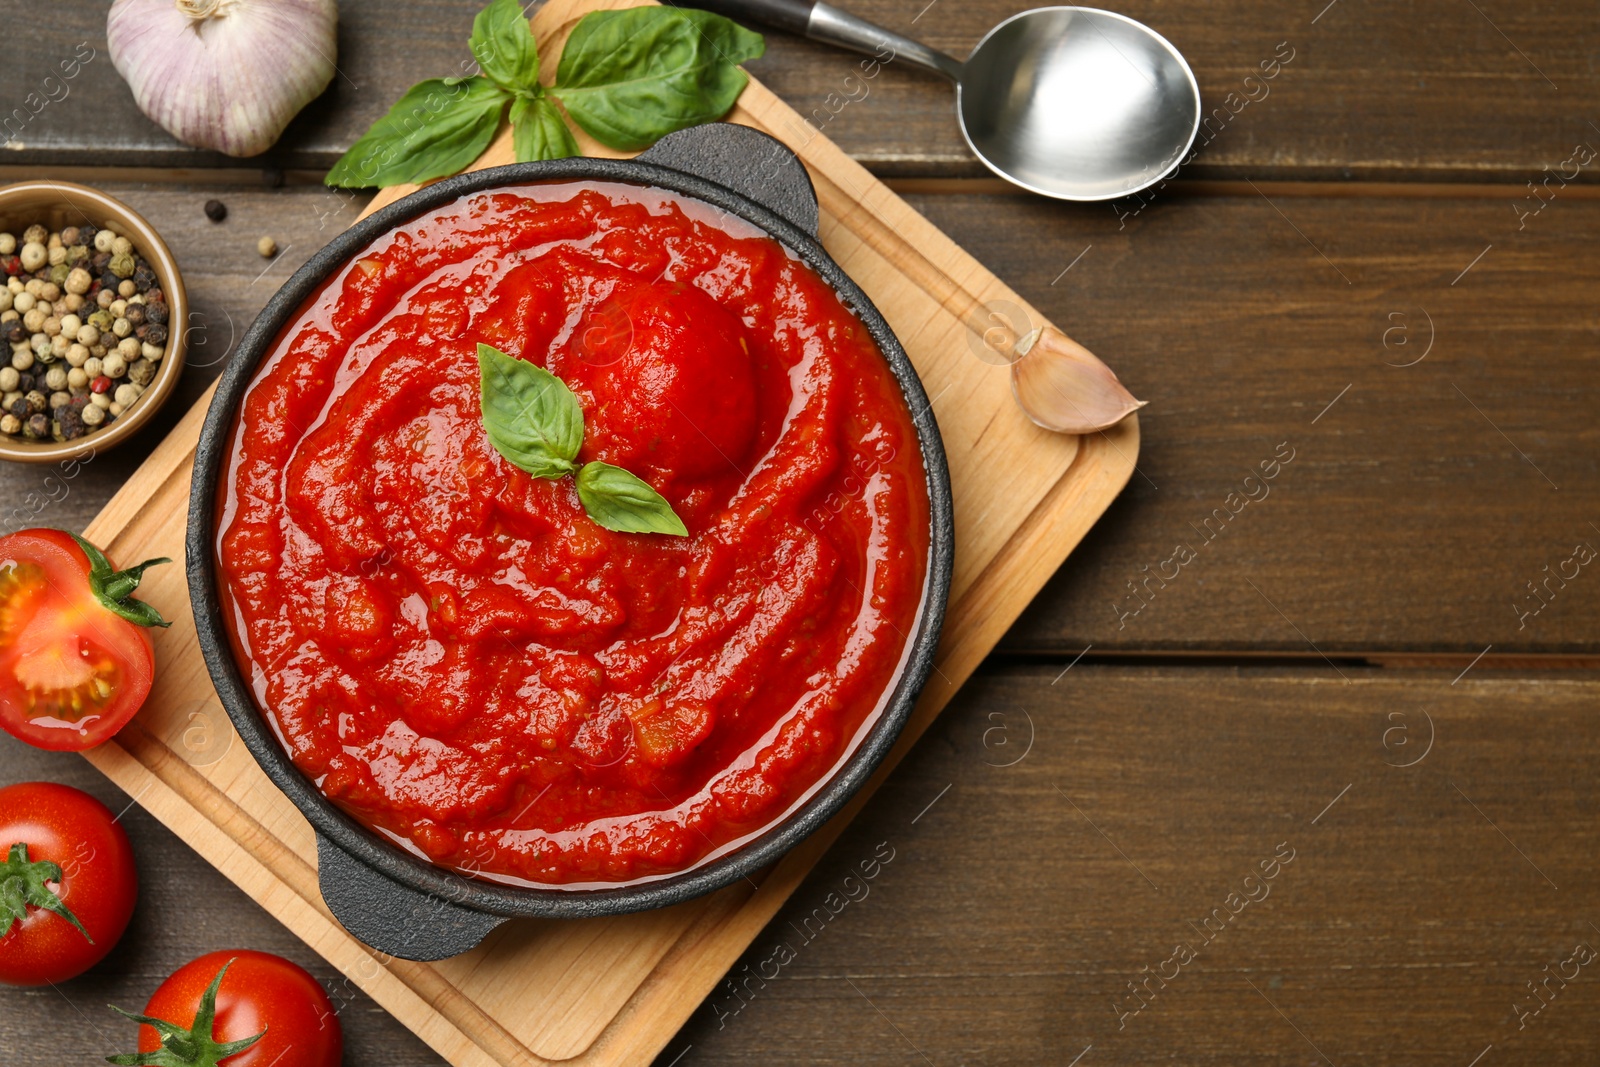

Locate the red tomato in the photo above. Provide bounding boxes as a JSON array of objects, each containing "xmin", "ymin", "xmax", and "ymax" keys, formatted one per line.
[
  {"xmin": 120, "ymin": 950, "xmax": 342, "ymax": 1067},
  {"xmin": 0, "ymin": 528, "xmax": 171, "ymax": 751},
  {"xmin": 0, "ymin": 781, "xmax": 137, "ymax": 986}
]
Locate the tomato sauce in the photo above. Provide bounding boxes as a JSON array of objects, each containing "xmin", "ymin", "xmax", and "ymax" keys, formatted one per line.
[{"xmin": 217, "ymin": 183, "xmax": 930, "ymax": 886}]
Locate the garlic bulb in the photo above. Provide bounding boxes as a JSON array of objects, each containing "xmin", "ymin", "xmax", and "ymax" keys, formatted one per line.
[
  {"xmin": 108, "ymin": 0, "xmax": 339, "ymax": 158},
  {"xmin": 1010, "ymin": 326, "xmax": 1146, "ymax": 434}
]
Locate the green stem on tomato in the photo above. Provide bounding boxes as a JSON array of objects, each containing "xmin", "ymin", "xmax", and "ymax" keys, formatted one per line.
[
  {"xmin": 0, "ymin": 841, "xmax": 92, "ymax": 943},
  {"xmin": 107, "ymin": 959, "xmax": 266, "ymax": 1067},
  {"xmin": 68, "ymin": 532, "xmax": 172, "ymax": 629}
]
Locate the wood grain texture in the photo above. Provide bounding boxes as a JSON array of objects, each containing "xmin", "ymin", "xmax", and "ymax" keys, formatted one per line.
[
  {"xmin": 900, "ymin": 187, "xmax": 1600, "ymax": 656},
  {"xmin": 662, "ymin": 664, "xmax": 1600, "ymax": 1067},
  {"xmin": 3, "ymin": 0, "xmax": 1596, "ymax": 181},
  {"xmin": 54, "ymin": 1, "xmax": 1136, "ymax": 1060},
  {"xmin": 2, "ymin": 180, "xmax": 1593, "ymax": 656},
  {"xmin": 12, "ymin": 665, "xmax": 1600, "ymax": 1066}
]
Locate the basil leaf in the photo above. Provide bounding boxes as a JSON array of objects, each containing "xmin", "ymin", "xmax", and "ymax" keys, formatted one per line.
[
  {"xmin": 478, "ymin": 343, "xmax": 583, "ymax": 478},
  {"xmin": 549, "ymin": 8, "xmax": 764, "ymax": 151},
  {"xmin": 511, "ymin": 95, "xmax": 580, "ymax": 162},
  {"xmin": 471, "ymin": 0, "xmax": 542, "ymax": 92},
  {"xmin": 576, "ymin": 461, "xmax": 688, "ymax": 536},
  {"xmin": 326, "ymin": 78, "xmax": 509, "ymax": 189}
]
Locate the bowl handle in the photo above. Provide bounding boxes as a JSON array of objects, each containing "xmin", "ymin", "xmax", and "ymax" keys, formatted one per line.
[
  {"xmin": 316, "ymin": 834, "xmax": 507, "ymax": 962},
  {"xmin": 638, "ymin": 123, "xmax": 821, "ymax": 238}
]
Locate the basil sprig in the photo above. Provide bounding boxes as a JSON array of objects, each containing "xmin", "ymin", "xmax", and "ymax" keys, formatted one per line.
[
  {"xmin": 478, "ymin": 344, "xmax": 688, "ymax": 537},
  {"xmin": 327, "ymin": 0, "xmax": 764, "ymax": 189}
]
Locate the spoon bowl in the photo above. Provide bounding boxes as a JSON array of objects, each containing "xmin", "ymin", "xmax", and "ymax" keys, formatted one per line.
[{"xmin": 958, "ymin": 7, "xmax": 1200, "ymax": 200}]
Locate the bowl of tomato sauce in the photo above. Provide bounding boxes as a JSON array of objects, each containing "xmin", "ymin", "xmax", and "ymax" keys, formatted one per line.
[{"xmin": 187, "ymin": 124, "xmax": 953, "ymax": 961}]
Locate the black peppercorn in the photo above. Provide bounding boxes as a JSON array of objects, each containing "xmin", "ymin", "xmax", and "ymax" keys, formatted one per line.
[
  {"xmin": 145, "ymin": 301, "xmax": 169, "ymax": 326},
  {"xmin": 1, "ymin": 321, "xmax": 22, "ymax": 344},
  {"xmin": 143, "ymin": 323, "xmax": 167, "ymax": 346},
  {"xmin": 58, "ymin": 407, "xmax": 84, "ymax": 439},
  {"xmin": 8, "ymin": 398, "xmax": 27, "ymax": 420},
  {"xmin": 76, "ymin": 224, "xmax": 96, "ymax": 246},
  {"xmin": 23, "ymin": 413, "xmax": 47, "ymax": 439},
  {"xmin": 204, "ymin": 199, "xmax": 228, "ymax": 222},
  {"xmin": 16, "ymin": 373, "xmax": 34, "ymax": 394},
  {"xmin": 125, "ymin": 305, "xmax": 146, "ymax": 328},
  {"xmin": 99, "ymin": 271, "xmax": 119, "ymax": 291},
  {"xmin": 91, "ymin": 252, "xmax": 111, "ymax": 274},
  {"xmin": 145, "ymin": 287, "xmax": 164, "ymax": 305},
  {"xmin": 132, "ymin": 265, "xmax": 157, "ymax": 290}
]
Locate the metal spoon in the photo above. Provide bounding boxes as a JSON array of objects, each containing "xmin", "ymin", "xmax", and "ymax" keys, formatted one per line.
[{"xmin": 682, "ymin": 0, "xmax": 1202, "ymax": 201}]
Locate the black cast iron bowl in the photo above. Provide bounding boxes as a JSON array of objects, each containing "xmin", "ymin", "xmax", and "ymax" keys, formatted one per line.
[{"xmin": 187, "ymin": 124, "xmax": 954, "ymax": 962}]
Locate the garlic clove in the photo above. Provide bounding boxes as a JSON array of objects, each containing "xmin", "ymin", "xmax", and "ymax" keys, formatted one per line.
[
  {"xmin": 1010, "ymin": 325, "xmax": 1146, "ymax": 434},
  {"xmin": 108, "ymin": 0, "xmax": 339, "ymax": 158}
]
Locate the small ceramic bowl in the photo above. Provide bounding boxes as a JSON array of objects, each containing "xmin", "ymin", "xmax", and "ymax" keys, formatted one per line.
[{"xmin": 0, "ymin": 181, "xmax": 187, "ymax": 463}]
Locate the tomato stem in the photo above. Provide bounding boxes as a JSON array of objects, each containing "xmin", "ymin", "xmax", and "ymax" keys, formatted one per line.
[
  {"xmin": 107, "ymin": 959, "xmax": 267, "ymax": 1067},
  {"xmin": 68, "ymin": 532, "xmax": 173, "ymax": 630},
  {"xmin": 0, "ymin": 840, "xmax": 92, "ymax": 943}
]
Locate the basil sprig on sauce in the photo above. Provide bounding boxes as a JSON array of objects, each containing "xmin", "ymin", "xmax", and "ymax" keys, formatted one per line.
[
  {"xmin": 327, "ymin": 0, "xmax": 764, "ymax": 188},
  {"xmin": 478, "ymin": 343, "xmax": 688, "ymax": 537}
]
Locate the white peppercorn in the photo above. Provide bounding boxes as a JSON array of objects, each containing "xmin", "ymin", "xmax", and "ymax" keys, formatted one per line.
[
  {"xmin": 38, "ymin": 282, "xmax": 59, "ymax": 303},
  {"xmin": 19, "ymin": 242, "xmax": 46, "ymax": 272},
  {"xmin": 117, "ymin": 279, "xmax": 137, "ymax": 298},
  {"xmin": 11, "ymin": 349, "xmax": 32, "ymax": 371},
  {"xmin": 82, "ymin": 404, "xmax": 105, "ymax": 426},
  {"xmin": 0, "ymin": 368, "xmax": 16, "ymax": 392},
  {"xmin": 65, "ymin": 344, "xmax": 88, "ymax": 368},
  {"xmin": 0, "ymin": 235, "xmax": 13, "ymax": 256},
  {"xmin": 21, "ymin": 225, "xmax": 45, "ymax": 246},
  {"xmin": 111, "ymin": 317, "xmax": 132, "ymax": 339},
  {"xmin": 117, "ymin": 337, "xmax": 140, "ymax": 360},
  {"xmin": 108, "ymin": 401, "xmax": 124, "ymax": 417},
  {"xmin": 83, "ymin": 356, "xmax": 103, "ymax": 378},
  {"xmin": 0, "ymin": 292, "xmax": 11, "ymax": 314},
  {"xmin": 29, "ymin": 335, "xmax": 49, "ymax": 358},
  {"xmin": 47, "ymin": 245, "xmax": 66, "ymax": 267},
  {"xmin": 59, "ymin": 314, "xmax": 81, "ymax": 337},
  {"xmin": 22, "ymin": 309, "xmax": 45, "ymax": 334},
  {"xmin": 44, "ymin": 366, "xmax": 67, "ymax": 391},
  {"xmin": 141, "ymin": 342, "xmax": 163, "ymax": 361},
  {"xmin": 0, "ymin": 414, "xmax": 18, "ymax": 435},
  {"xmin": 90, "ymin": 392, "xmax": 110, "ymax": 410},
  {"xmin": 12, "ymin": 292, "xmax": 34, "ymax": 315},
  {"xmin": 50, "ymin": 391, "xmax": 69, "ymax": 410},
  {"xmin": 66, "ymin": 367, "xmax": 87, "ymax": 390},
  {"xmin": 76, "ymin": 324, "xmax": 100, "ymax": 347},
  {"xmin": 102, "ymin": 353, "xmax": 127, "ymax": 379},
  {"xmin": 93, "ymin": 230, "xmax": 115, "ymax": 253},
  {"xmin": 42, "ymin": 315, "xmax": 60, "ymax": 337},
  {"xmin": 49, "ymin": 335, "xmax": 68, "ymax": 360},
  {"xmin": 64, "ymin": 268, "xmax": 91, "ymax": 296},
  {"xmin": 62, "ymin": 293, "xmax": 82, "ymax": 314},
  {"xmin": 109, "ymin": 299, "xmax": 127, "ymax": 318},
  {"xmin": 111, "ymin": 236, "xmax": 133, "ymax": 256},
  {"xmin": 113, "ymin": 382, "xmax": 141, "ymax": 407},
  {"xmin": 6, "ymin": 278, "xmax": 21, "ymax": 294},
  {"xmin": 126, "ymin": 360, "xmax": 155, "ymax": 386},
  {"xmin": 96, "ymin": 288, "xmax": 114, "ymax": 309}
]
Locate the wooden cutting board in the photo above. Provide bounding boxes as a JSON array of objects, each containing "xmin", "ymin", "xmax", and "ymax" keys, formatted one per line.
[{"xmin": 78, "ymin": 0, "xmax": 1138, "ymax": 1061}]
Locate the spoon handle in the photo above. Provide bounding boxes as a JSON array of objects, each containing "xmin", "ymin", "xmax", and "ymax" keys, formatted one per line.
[{"xmin": 672, "ymin": 0, "xmax": 964, "ymax": 81}]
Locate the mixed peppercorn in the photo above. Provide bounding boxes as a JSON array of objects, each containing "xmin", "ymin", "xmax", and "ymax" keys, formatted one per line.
[{"xmin": 0, "ymin": 221, "xmax": 171, "ymax": 443}]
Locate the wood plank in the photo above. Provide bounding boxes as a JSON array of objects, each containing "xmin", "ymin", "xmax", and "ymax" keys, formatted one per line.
[
  {"xmin": 12, "ymin": 664, "xmax": 1600, "ymax": 1066},
  {"xmin": 2, "ymin": 182, "xmax": 1593, "ymax": 655},
  {"xmin": 661, "ymin": 663, "xmax": 1600, "ymax": 1066},
  {"xmin": 3, "ymin": 0, "xmax": 1596, "ymax": 181},
  {"xmin": 892, "ymin": 187, "xmax": 1600, "ymax": 656}
]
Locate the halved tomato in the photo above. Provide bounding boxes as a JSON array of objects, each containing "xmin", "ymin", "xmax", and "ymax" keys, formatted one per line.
[{"xmin": 0, "ymin": 528, "xmax": 170, "ymax": 751}]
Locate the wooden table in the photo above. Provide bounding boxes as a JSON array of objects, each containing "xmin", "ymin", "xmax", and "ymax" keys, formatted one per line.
[{"xmin": 4, "ymin": 2, "xmax": 1598, "ymax": 1063}]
